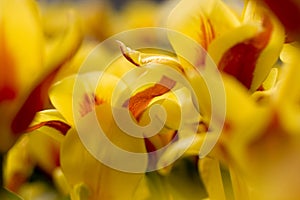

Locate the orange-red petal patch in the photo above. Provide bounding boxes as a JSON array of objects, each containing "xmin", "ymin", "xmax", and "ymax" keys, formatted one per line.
[
  {"xmin": 25, "ymin": 120, "xmax": 71, "ymax": 135},
  {"xmin": 125, "ymin": 76, "xmax": 176, "ymax": 120},
  {"xmin": 261, "ymin": 0, "xmax": 300, "ymax": 42},
  {"xmin": 11, "ymin": 69, "xmax": 58, "ymax": 135},
  {"xmin": 0, "ymin": 30, "xmax": 18, "ymax": 102},
  {"xmin": 218, "ymin": 16, "xmax": 273, "ymax": 89}
]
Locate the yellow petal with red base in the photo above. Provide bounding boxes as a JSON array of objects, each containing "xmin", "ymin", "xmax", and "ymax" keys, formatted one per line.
[
  {"xmin": 168, "ymin": 0, "xmax": 240, "ymax": 50},
  {"xmin": 0, "ymin": 0, "xmax": 82, "ymax": 152}
]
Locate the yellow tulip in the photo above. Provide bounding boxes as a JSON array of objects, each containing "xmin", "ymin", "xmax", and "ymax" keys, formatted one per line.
[
  {"xmin": 3, "ymin": 1, "xmax": 295, "ymax": 199},
  {"xmin": 3, "ymin": 110, "xmax": 69, "ymax": 194},
  {"xmin": 47, "ymin": 36, "xmax": 207, "ymax": 198},
  {"xmin": 48, "ymin": 45, "xmax": 147, "ymax": 198},
  {"xmin": 168, "ymin": 0, "xmax": 284, "ymax": 91},
  {"xmin": 213, "ymin": 43, "xmax": 300, "ymax": 199},
  {"xmin": 0, "ymin": 0, "xmax": 82, "ymax": 152},
  {"xmin": 164, "ymin": 42, "xmax": 300, "ymax": 199}
]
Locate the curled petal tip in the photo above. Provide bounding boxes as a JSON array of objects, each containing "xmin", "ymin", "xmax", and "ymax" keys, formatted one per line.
[
  {"xmin": 116, "ymin": 40, "xmax": 140, "ymax": 66},
  {"xmin": 116, "ymin": 40, "xmax": 134, "ymax": 55}
]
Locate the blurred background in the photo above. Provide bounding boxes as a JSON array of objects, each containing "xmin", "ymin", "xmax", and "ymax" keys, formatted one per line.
[{"xmin": 36, "ymin": 0, "xmax": 244, "ymax": 46}]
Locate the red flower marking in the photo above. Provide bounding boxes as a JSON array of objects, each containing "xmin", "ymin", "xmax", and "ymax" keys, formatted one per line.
[
  {"xmin": 11, "ymin": 69, "xmax": 58, "ymax": 135},
  {"xmin": 0, "ymin": 30, "xmax": 18, "ymax": 102},
  {"xmin": 126, "ymin": 76, "xmax": 176, "ymax": 121},
  {"xmin": 25, "ymin": 120, "xmax": 71, "ymax": 135},
  {"xmin": 79, "ymin": 93, "xmax": 105, "ymax": 117},
  {"xmin": 51, "ymin": 143, "xmax": 61, "ymax": 167},
  {"xmin": 144, "ymin": 137, "xmax": 157, "ymax": 152},
  {"xmin": 194, "ymin": 16, "xmax": 215, "ymax": 68},
  {"xmin": 145, "ymin": 130, "xmax": 178, "ymax": 152},
  {"xmin": 199, "ymin": 16, "xmax": 215, "ymax": 51},
  {"xmin": 218, "ymin": 16, "xmax": 273, "ymax": 89},
  {"xmin": 94, "ymin": 95, "xmax": 105, "ymax": 105},
  {"xmin": 79, "ymin": 93, "xmax": 94, "ymax": 117}
]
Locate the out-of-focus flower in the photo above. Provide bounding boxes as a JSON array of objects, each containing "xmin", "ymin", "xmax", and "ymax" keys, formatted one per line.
[
  {"xmin": 168, "ymin": 0, "xmax": 284, "ymax": 91},
  {"xmin": 2, "ymin": 40, "xmax": 102, "ymax": 198},
  {"xmin": 39, "ymin": 0, "xmax": 113, "ymax": 41},
  {"xmin": 153, "ymin": 0, "xmax": 300, "ymax": 199},
  {"xmin": 110, "ymin": 1, "xmax": 162, "ymax": 34},
  {"xmin": 48, "ymin": 37, "xmax": 203, "ymax": 199},
  {"xmin": 3, "ymin": 0, "xmax": 298, "ymax": 199},
  {"xmin": 4, "ymin": 110, "xmax": 69, "ymax": 194},
  {"xmin": 157, "ymin": 0, "xmax": 300, "ymax": 198},
  {"xmin": 201, "ymin": 43, "xmax": 300, "ymax": 200},
  {"xmin": 49, "ymin": 68, "xmax": 149, "ymax": 199},
  {"xmin": 0, "ymin": 0, "xmax": 82, "ymax": 152}
]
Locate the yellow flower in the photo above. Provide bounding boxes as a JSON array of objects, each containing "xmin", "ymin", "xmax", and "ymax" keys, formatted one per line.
[
  {"xmin": 0, "ymin": 0, "xmax": 82, "ymax": 152},
  {"xmin": 47, "ymin": 36, "xmax": 205, "ymax": 199},
  {"xmin": 152, "ymin": 0, "xmax": 300, "ymax": 199},
  {"xmin": 157, "ymin": 29, "xmax": 300, "ymax": 200},
  {"xmin": 49, "ymin": 57, "xmax": 148, "ymax": 199},
  {"xmin": 110, "ymin": 1, "xmax": 163, "ymax": 34},
  {"xmin": 168, "ymin": 0, "xmax": 284, "ymax": 91},
  {"xmin": 203, "ymin": 43, "xmax": 300, "ymax": 200},
  {"xmin": 3, "ymin": 1, "xmax": 295, "ymax": 200},
  {"xmin": 4, "ymin": 110, "xmax": 69, "ymax": 194}
]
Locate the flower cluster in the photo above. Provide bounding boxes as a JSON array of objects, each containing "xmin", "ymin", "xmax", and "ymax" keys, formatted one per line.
[{"xmin": 1, "ymin": 0, "xmax": 300, "ymax": 200}]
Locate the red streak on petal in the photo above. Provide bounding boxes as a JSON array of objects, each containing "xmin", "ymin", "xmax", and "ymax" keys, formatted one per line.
[
  {"xmin": 218, "ymin": 16, "xmax": 273, "ymax": 89},
  {"xmin": 144, "ymin": 137, "xmax": 156, "ymax": 152},
  {"xmin": 6, "ymin": 173, "xmax": 28, "ymax": 192},
  {"xmin": 79, "ymin": 93, "xmax": 105, "ymax": 117},
  {"xmin": 79, "ymin": 93, "xmax": 106, "ymax": 117},
  {"xmin": 94, "ymin": 95, "xmax": 105, "ymax": 105},
  {"xmin": 79, "ymin": 93, "xmax": 94, "ymax": 117},
  {"xmin": 203, "ymin": 20, "xmax": 215, "ymax": 50},
  {"xmin": 0, "ymin": 86, "xmax": 16, "ymax": 102},
  {"xmin": 195, "ymin": 16, "xmax": 215, "ymax": 68},
  {"xmin": 11, "ymin": 70, "xmax": 58, "ymax": 135},
  {"xmin": 0, "ymin": 29, "xmax": 18, "ymax": 102},
  {"xmin": 51, "ymin": 143, "xmax": 61, "ymax": 167},
  {"xmin": 25, "ymin": 120, "xmax": 71, "ymax": 135},
  {"xmin": 127, "ymin": 76, "xmax": 176, "ymax": 120},
  {"xmin": 199, "ymin": 15, "xmax": 215, "ymax": 50}
]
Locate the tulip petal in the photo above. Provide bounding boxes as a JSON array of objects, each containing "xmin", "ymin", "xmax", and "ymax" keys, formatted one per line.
[
  {"xmin": 49, "ymin": 72, "xmax": 122, "ymax": 125},
  {"xmin": 204, "ymin": 74, "xmax": 271, "ymax": 175},
  {"xmin": 0, "ymin": 0, "xmax": 82, "ymax": 152},
  {"xmin": 228, "ymin": 166, "xmax": 250, "ymax": 200},
  {"xmin": 276, "ymin": 43, "xmax": 300, "ymax": 135},
  {"xmin": 4, "ymin": 110, "xmax": 67, "ymax": 192},
  {"xmin": 0, "ymin": 0, "xmax": 43, "ymax": 101},
  {"xmin": 0, "ymin": 0, "xmax": 45, "ymax": 151},
  {"xmin": 44, "ymin": 10, "xmax": 82, "ymax": 70},
  {"xmin": 199, "ymin": 157, "xmax": 227, "ymax": 200},
  {"xmin": 157, "ymin": 134, "xmax": 205, "ymax": 174},
  {"xmin": 61, "ymin": 127, "xmax": 148, "ymax": 200},
  {"xmin": 168, "ymin": 0, "xmax": 240, "ymax": 50},
  {"xmin": 210, "ymin": 1, "xmax": 284, "ymax": 91},
  {"xmin": 118, "ymin": 41, "xmax": 183, "ymax": 72},
  {"xmin": 4, "ymin": 135, "xmax": 33, "ymax": 192}
]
